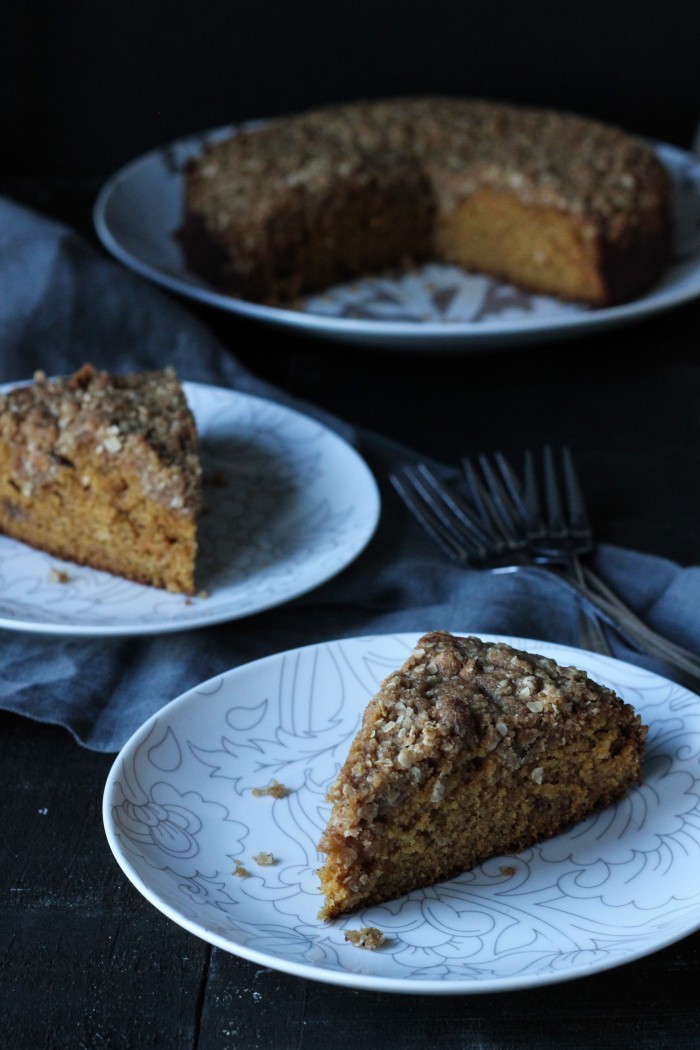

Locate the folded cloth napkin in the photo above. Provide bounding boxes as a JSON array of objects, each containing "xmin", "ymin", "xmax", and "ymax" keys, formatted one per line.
[{"xmin": 1, "ymin": 197, "xmax": 699, "ymax": 751}]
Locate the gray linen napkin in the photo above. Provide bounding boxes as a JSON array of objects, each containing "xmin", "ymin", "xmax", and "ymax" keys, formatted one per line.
[{"xmin": 1, "ymin": 197, "xmax": 699, "ymax": 751}]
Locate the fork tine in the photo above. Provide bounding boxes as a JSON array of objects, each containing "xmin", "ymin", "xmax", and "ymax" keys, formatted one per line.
[
  {"xmin": 391, "ymin": 468, "xmax": 473, "ymax": 565},
  {"xmin": 411, "ymin": 464, "xmax": 493, "ymax": 551},
  {"xmin": 462, "ymin": 453, "xmax": 529, "ymax": 553},
  {"xmin": 522, "ymin": 449, "xmax": 547, "ymax": 541},
  {"xmin": 390, "ymin": 465, "xmax": 490, "ymax": 564},
  {"xmin": 542, "ymin": 445, "xmax": 567, "ymax": 539},
  {"xmin": 490, "ymin": 451, "xmax": 526, "ymax": 512},
  {"xmin": 476, "ymin": 455, "xmax": 522, "ymax": 545},
  {"xmin": 561, "ymin": 446, "xmax": 593, "ymax": 543},
  {"xmin": 462, "ymin": 456, "xmax": 514, "ymax": 545}
]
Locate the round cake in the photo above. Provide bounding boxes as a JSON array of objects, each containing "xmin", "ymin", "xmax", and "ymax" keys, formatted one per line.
[{"xmin": 181, "ymin": 97, "xmax": 673, "ymax": 307}]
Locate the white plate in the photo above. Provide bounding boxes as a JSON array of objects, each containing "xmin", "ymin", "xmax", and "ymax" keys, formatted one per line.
[
  {"xmin": 103, "ymin": 632, "xmax": 700, "ymax": 994},
  {"xmin": 94, "ymin": 127, "xmax": 700, "ymax": 350},
  {"xmin": 0, "ymin": 382, "xmax": 379, "ymax": 636}
]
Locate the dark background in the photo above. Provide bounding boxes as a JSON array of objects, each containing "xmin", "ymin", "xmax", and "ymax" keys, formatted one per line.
[{"xmin": 4, "ymin": 1, "xmax": 699, "ymax": 188}]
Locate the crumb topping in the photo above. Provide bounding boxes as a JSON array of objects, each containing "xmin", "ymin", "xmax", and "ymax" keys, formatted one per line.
[
  {"xmin": 251, "ymin": 779, "xmax": 288, "ymax": 798},
  {"xmin": 344, "ymin": 927, "xmax": 385, "ymax": 950},
  {"xmin": 187, "ymin": 97, "xmax": 669, "ymax": 243},
  {"xmin": 0, "ymin": 364, "xmax": 201, "ymax": 515},
  {"xmin": 252, "ymin": 851, "xmax": 276, "ymax": 866},
  {"xmin": 323, "ymin": 632, "xmax": 640, "ymax": 824}
]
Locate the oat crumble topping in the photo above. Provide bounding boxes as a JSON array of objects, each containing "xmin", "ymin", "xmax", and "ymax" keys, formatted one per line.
[
  {"xmin": 252, "ymin": 852, "xmax": 276, "ymax": 866},
  {"xmin": 344, "ymin": 927, "xmax": 385, "ymax": 950},
  {"xmin": 321, "ymin": 632, "xmax": 643, "ymax": 854},
  {"xmin": 0, "ymin": 363, "xmax": 201, "ymax": 515},
  {"xmin": 252, "ymin": 780, "xmax": 288, "ymax": 799},
  {"xmin": 187, "ymin": 97, "xmax": 669, "ymax": 245}
]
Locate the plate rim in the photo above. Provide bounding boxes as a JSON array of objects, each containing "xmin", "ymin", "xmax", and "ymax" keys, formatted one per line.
[
  {"xmin": 102, "ymin": 630, "xmax": 700, "ymax": 994},
  {"xmin": 0, "ymin": 378, "xmax": 380, "ymax": 637},
  {"xmin": 93, "ymin": 130, "xmax": 700, "ymax": 349}
]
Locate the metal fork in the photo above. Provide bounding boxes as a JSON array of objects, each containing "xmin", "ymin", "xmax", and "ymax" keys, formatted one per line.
[
  {"xmin": 495, "ymin": 445, "xmax": 700, "ymax": 681},
  {"xmin": 391, "ymin": 458, "xmax": 700, "ymax": 691},
  {"xmin": 462, "ymin": 448, "xmax": 612, "ymax": 654}
]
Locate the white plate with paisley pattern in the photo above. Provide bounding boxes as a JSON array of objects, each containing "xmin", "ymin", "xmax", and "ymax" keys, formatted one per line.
[
  {"xmin": 0, "ymin": 382, "xmax": 379, "ymax": 636},
  {"xmin": 103, "ymin": 632, "xmax": 700, "ymax": 994},
  {"xmin": 94, "ymin": 128, "xmax": 700, "ymax": 349}
]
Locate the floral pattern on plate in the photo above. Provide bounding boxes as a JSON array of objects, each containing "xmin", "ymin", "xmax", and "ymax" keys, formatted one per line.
[{"xmin": 103, "ymin": 633, "xmax": 700, "ymax": 994}]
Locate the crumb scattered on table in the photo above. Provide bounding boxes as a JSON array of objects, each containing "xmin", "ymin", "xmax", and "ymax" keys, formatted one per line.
[
  {"xmin": 344, "ymin": 927, "xmax": 385, "ymax": 950},
  {"xmin": 499, "ymin": 866, "xmax": 516, "ymax": 877},
  {"xmin": 233, "ymin": 860, "xmax": 250, "ymax": 878},
  {"xmin": 49, "ymin": 568, "xmax": 71, "ymax": 584},
  {"xmin": 252, "ymin": 779, "xmax": 288, "ymax": 798}
]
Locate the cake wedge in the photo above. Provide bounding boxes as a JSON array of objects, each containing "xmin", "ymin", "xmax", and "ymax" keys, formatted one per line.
[
  {"xmin": 0, "ymin": 363, "xmax": 202, "ymax": 594},
  {"xmin": 318, "ymin": 631, "xmax": 646, "ymax": 919}
]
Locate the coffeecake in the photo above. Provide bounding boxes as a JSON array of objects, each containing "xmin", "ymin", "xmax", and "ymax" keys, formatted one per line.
[
  {"xmin": 0, "ymin": 364, "xmax": 202, "ymax": 593},
  {"xmin": 181, "ymin": 97, "xmax": 672, "ymax": 307},
  {"xmin": 318, "ymin": 632, "xmax": 646, "ymax": 919}
]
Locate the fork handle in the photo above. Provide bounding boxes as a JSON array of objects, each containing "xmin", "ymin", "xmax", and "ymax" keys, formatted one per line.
[
  {"xmin": 527, "ymin": 564, "xmax": 700, "ymax": 690},
  {"xmin": 580, "ymin": 592, "xmax": 700, "ymax": 693},
  {"xmin": 580, "ymin": 564, "xmax": 700, "ymax": 678}
]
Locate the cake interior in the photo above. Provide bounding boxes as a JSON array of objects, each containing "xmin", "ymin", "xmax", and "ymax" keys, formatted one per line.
[
  {"xmin": 433, "ymin": 187, "xmax": 607, "ymax": 304},
  {"xmin": 0, "ymin": 443, "xmax": 197, "ymax": 593}
]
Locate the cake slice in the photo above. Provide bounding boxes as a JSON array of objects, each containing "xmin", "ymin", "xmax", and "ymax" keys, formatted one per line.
[
  {"xmin": 0, "ymin": 363, "xmax": 202, "ymax": 594},
  {"xmin": 318, "ymin": 631, "xmax": 646, "ymax": 919}
]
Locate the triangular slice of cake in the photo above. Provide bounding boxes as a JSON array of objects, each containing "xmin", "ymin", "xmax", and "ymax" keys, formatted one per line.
[
  {"xmin": 0, "ymin": 363, "xmax": 202, "ymax": 594},
  {"xmin": 318, "ymin": 631, "xmax": 646, "ymax": 919}
]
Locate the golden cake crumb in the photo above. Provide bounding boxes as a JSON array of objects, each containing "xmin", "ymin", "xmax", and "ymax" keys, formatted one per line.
[
  {"xmin": 48, "ymin": 568, "xmax": 71, "ymax": 584},
  {"xmin": 252, "ymin": 851, "xmax": 276, "ymax": 866},
  {"xmin": 252, "ymin": 780, "xmax": 288, "ymax": 798},
  {"xmin": 344, "ymin": 927, "xmax": 385, "ymax": 950}
]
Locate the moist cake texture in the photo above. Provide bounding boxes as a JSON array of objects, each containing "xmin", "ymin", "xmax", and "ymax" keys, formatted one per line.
[
  {"xmin": 317, "ymin": 631, "xmax": 646, "ymax": 919},
  {"xmin": 181, "ymin": 96, "xmax": 672, "ymax": 307},
  {"xmin": 0, "ymin": 363, "xmax": 202, "ymax": 593}
]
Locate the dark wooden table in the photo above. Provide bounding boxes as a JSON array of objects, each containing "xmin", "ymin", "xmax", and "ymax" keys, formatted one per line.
[{"xmin": 3, "ymin": 183, "xmax": 700, "ymax": 1048}]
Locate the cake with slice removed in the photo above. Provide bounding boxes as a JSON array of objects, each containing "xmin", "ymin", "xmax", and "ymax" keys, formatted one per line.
[
  {"xmin": 181, "ymin": 97, "xmax": 672, "ymax": 308},
  {"xmin": 0, "ymin": 363, "xmax": 202, "ymax": 594},
  {"xmin": 317, "ymin": 631, "xmax": 646, "ymax": 919}
]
